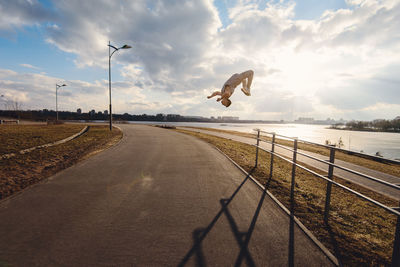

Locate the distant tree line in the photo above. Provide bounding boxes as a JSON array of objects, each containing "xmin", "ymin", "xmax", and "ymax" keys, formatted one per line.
[
  {"xmin": 0, "ymin": 109, "xmax": 284, "ymax": 124},
  {"xmin": 1, "ymin": 109, "xmax": 101, "ymax": 121},
  {"xmin": 0, "ymin": 110, "xmax": 214, "ymax": 122},
  {"xmin": 331, "ymin": 118, "xmax": 400, "ymax": 132}
]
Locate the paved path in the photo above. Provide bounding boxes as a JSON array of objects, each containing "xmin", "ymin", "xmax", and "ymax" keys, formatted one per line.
[
  {"xmin": 180, "ymin": 127, "xmax": 400, "ymax": 200},
  {"xmin": 0, "ymin": 125, "xmax": 334, "ymax": 266}
]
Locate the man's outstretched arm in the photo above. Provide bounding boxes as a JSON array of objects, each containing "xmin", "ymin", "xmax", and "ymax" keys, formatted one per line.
[{"xmin": 207, "ymin": 91, "xmax": 221, "ymax": 99}]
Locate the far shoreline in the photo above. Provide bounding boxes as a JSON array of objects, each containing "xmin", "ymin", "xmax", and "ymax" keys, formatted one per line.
[{"xmin": 329, "ymin": 126, "xmax": 400, "ymax": 134}]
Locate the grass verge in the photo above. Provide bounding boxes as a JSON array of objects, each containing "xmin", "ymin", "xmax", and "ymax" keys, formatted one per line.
[
  {"xmin": 176, "ymin": 128, "xmax": 398, "ymax": 266},
  {"xmin": 0, "ymin": 124, "xmax": 85, "ymax": 154},
  {"xmin": 0, "ymin": 125, "xmax": 122, "ymax": 199},
  {"xmin": 183, "ymin": 126, "xmax": 400, "ymax": 178}
]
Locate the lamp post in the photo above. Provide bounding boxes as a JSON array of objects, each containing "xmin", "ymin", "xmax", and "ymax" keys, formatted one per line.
[
  {"xmin": 0, "ymin": 94, "xmax": 5, "ymax": 109},
  {"xmin": 0, "ymin": 95, "xmax": 4, "ymax": 123},
  {"xmin": 56, "ymin": 83, "xmax": 67, "ymax": 121},
  {"xmin": 108, "ymin": 41, "xmax": 131, "ymax": 131}
]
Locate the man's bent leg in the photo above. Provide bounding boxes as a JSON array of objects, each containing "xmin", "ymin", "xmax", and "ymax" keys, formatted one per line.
[
  {"xmin": 240, "ymin": 70, "xmax": 253, "ymax": 96},
  {"xmin": 244, "ymin": 70, "xmax": 253, "ymax": 90},
  {"xmin": 242, "ymin": 79, "xmax": 247, "ymax": 90},
  {"xmin": 241, "ymin": 79, "xmax": 250, "ymax": 96}
]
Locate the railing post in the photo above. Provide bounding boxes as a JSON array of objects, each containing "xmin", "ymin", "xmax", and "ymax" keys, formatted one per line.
[
  {"xmin": 269, "ymin": 133, "xmax": 275, "ymax": 179},
  {"xmin": 290, "ymin": 139, "xmax": 298, "ymax": 211},
  {"xmin": 392, "ymin": 203, "xmax": 400, "ymax": 266},
  {"xmin": 255, "ymin": 129, "xmax": 260, "ymax": 168},
  {"xmin": 324, "ymin": 146, "xmax": 336, "ymax": 223},
  {"xmin": 289, "ymin": 138, "xmax": 298, "ymax": 267}
]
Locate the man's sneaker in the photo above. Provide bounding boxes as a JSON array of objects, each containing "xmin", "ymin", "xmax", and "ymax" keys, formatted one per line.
[{"xmin": 241, "ymin": 87, "xmax": 251, "ymax": 96}]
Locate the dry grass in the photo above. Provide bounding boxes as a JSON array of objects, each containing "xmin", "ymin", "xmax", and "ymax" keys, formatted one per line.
[
  {"xmin": 0, "ymin": 124, "xmax": 85, "ymax": 154},
  {"xmin": 177, "ymin": 128, "xmax": 398, "ymax": 266},
  {"xmin": 0, "ymin": 125, "xmax": 122, "ymax": 199},
  {"xmin": 183, "ymin": 126, "xmax": 400, "ymax": 178}
]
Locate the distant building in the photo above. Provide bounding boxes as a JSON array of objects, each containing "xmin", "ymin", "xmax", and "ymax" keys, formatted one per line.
[
  {"xmin": 104, "ymin": 110, "xmax": 108, "ymax": 116},
  {"xmin": 89, "ymin": 109, "xmax": 95, "ymax": 116},
  {"xmin": 166, "ymin": 114, "xmax": 181, "ymax": 121},
  {"xmin": 97, "ymin": 111, "xmax": 103, "ymax": 115},
  {"xmin": 167, "ymin": 114, "xmax": 180, "ymax": 118},
  {"xmin": 221, "ymin": 116, "xmax": 239, "ymax": 121},
  {"xmin": 295, "ymin": 117, "xmax": 314, "ymax": 124},
  {"xmin": 77, "ymin": 108, "xmax": 82, "ymax": 114},
  {"xmin": 155, "ymin": 113, "xmax": 165, "ymax": 121},
  {"xmin": 185, "ymin": 116, "xmax": 204, "ymax": 119}
]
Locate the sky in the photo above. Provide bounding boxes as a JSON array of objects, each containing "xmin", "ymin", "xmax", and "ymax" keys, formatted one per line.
[{"xmin": 0, "ymin": 0, "xmax": 399, "ymax": 121}]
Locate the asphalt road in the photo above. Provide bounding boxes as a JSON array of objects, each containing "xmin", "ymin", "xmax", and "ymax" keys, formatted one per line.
[
  {"xmin": 0, "ymin": 125, "xmax": 334, "ymax": 266},
  {"xmin": 180, "ymin": 127, "xmax": 400, "ymax": 201}
]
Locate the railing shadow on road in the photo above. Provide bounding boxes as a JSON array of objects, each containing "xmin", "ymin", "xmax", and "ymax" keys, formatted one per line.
[
  {"xmin": 178, "ymin": 167, "xmax": 271, "ymax": 267},
  {"xmin": 325, "ymin": 223, "xmax": 343, "ymax": 267}
]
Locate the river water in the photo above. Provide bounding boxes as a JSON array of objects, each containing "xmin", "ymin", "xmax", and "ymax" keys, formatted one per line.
[{"xmin": 128, "ymin": 121, "xmax": 400, "ymax": 160}]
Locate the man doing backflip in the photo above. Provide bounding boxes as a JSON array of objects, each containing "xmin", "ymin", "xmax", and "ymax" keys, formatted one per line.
[{"xmin": 207, "ymin": 70, "xmax": 254, "ymax": 107}]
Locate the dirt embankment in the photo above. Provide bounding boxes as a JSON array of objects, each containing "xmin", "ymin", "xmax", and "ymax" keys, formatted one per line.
[{"xmin": 0, "ymin": 125, "xmax": 122, "ymax": 199}]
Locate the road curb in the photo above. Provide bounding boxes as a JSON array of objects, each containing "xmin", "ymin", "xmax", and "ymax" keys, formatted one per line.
[{"xmin": 111, "ymin": 125, "xmax": 124, "ymax": 147}]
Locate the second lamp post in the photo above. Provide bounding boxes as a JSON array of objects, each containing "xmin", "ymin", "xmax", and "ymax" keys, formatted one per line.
[
  {"xmin": 56, "ymin": 83, "xmax": 67, "ymax": 121},
  {"xmin": 108, "ymin": 41, "xmax": 131, "ymax": 131}
]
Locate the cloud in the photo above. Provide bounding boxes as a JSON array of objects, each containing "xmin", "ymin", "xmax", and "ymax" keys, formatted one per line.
[
  {"xmin": 316, "ymin": 64, "xmax": 400, "ymax": 110},
  {"xmin": 0, "ymin": 0, "xmax": 53, "ymax": 36},
  {"xmin": 0, "ymin": 68, "xmax": 108, "ymax": 112},
  {"xmin": 20, "ymin": 63, "xmax": 40, "ymax": 70},
  {"xmin": 255, "ymin": 90, "xmax": 314, "ymax": 113},
  {"xmin": 1, "ymin": 0, "xmax": 400, "ymax": 120},
  {"xmin": 46, "ymin": 0, "xmax": 222, "ymax": 92}
]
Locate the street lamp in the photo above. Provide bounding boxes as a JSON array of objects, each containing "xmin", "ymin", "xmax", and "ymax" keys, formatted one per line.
[
  {"xmin": 108, "ymin": 41, "xmax": 131, "ymax": 131},
  {"xmin": 56, "ymin": 83, "xmax": 67, "ymax": 121},
  {"xmin": 0, "ymin": 94, "xmax": 5, "ymax": 109},
  {"xmin": 0, "ymin": 94, "xmax": 11, "ymax": 110}
]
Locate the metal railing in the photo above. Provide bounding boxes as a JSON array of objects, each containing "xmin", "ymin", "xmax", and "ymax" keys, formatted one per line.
[{"xmin": 252, "ymin": 129, "xmax": 400, "ymax": 265}]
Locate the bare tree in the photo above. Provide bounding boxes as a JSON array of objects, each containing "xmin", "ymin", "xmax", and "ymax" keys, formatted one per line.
[
  {"xmin": 3, "ymin": 99, "xmax": 24, "ymax": 119},
  {"xmin": 10, "ymin": 100, "xmax": 23, "ymax": 111}
]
